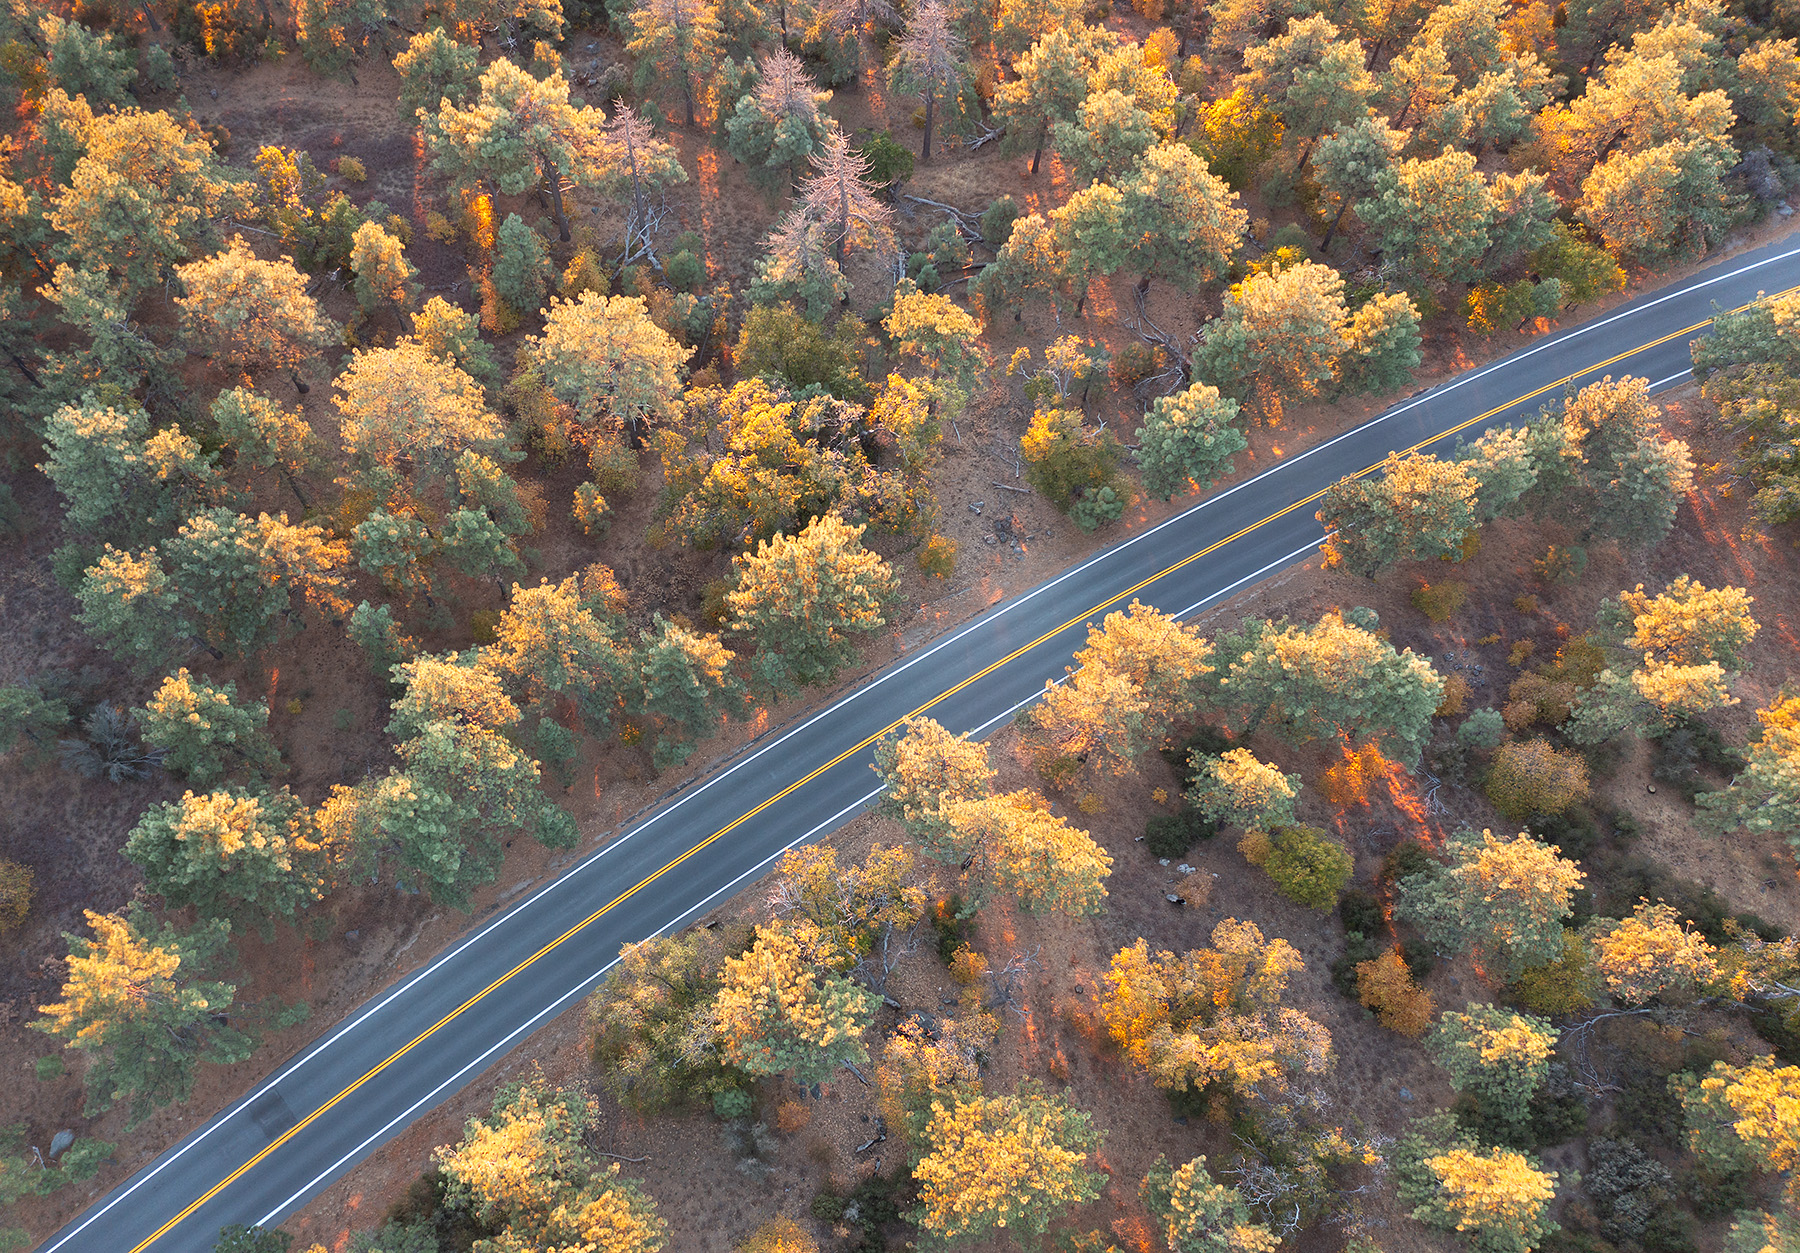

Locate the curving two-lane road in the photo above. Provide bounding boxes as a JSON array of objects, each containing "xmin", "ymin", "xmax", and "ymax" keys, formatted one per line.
[{"xmin": 40, "ymin": 237, "xmax": 1800, "ymax": 1253}]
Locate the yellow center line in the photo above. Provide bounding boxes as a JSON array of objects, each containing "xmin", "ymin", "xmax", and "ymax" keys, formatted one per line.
[{"xmin": 125, "ymin": 290, "xmax": 1787, "ymax": 1253}]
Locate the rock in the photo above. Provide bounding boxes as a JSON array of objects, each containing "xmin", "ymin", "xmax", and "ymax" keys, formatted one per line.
[
  {"xmin": 1647, "ymin": 784, "xmax": 1657, "ymax": 794},
  {"xmin": 982, "ymin": 535, "xmax": 996, "ymax": 545},
  {"xmin": 1166, "ymin": 894, "xmax": 1186, "ymax": 906},
  {"xmin": 1781, "ymin": 203, "xmax": 1795, "ymax": 217},
  {"xmin": 1158, "ymin": 858, "xmax": 1170, "ymax": 866},
  {"xmin": 969, "ymin": 501, "xmax": 984, "ymax": 514},
  {"xmin": 1177, "ymin": 864, "xmax": 1195, "ymax": 874},
  {"xmin": 1399, "ymin": 1087, "xmax": 1414, "ymax": 1101},
  {"xmin": 344, "ymin": 930, "xmax": 360, "ymax": 942},
  {"xmin": 49, "ymin": 1130, "xmax": 73, "ymax": 1159}
]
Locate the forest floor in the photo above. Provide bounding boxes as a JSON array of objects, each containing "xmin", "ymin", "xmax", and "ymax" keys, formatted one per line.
[{"xmin": 7, "ymin": 25, "xmax": 1800, "ymax": 1252}]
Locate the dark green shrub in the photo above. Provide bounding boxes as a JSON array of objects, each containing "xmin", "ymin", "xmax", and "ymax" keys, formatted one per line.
[
  {"xmin": 858, "ymin": 130, "xmax": 914, "ymax": 187},
  {"xmin": 930, "ymin": 895, "xmax": 969, "ymax": 963},
  {"xmin": 1529, "ymin": 807, "xmax": 1602, "ymax": 859},
  {"xmin": 1384, "ymin": 840, "xmax": 1435, "ymax": 885},
  {"xmin": 1145, "ymin": 806, "xmax": 1218, "ymax": 858},
  {"xmin": 1401, "ymin": 936, "xmax": 1437, "ymax": 979},
  {"xmin": 980, "ymin": 195, "xmax": 1019, "ymax": 246},
  {"xmin": 733, "ymin": 304, "xmax": 866, "ymax": 400},
  {"xmin": 664, "ymin": 249, "xmax": 705, "ymax": 294},
  {"xmin": 1339, "ymin": 889, "xmax": 1382, "ymax": 937},
  {"xmin": 1160, "ymin": 724, "xmax": 1233, "ymax": 775},
  {"xmin": 1586, "ymin": 1138, "xmax": 1677, "ymax": 1244}
]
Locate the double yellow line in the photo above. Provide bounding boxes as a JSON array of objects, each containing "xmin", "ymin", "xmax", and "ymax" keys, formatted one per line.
[{"xmin": 124, "ymin": 294, "xmax": 1764, "ymax": 1253}]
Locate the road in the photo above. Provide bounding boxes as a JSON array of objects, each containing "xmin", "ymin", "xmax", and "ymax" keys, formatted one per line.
[{"xmin": 39, "ymin": 236, "xmax": 1800, "ymax": 1253}]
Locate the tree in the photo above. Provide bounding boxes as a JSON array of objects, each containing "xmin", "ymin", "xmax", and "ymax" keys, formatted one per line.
[
  {"xmin": 1428, "ymin": 1003, "xmax": 1558, "ymax": 1123},
  {"xmin": 1339, "ymin": 291, "xmax": 1424, "ymax": 396},
  {"xmin": 767, "ymin": 844, "xmax": 926, "ymax": 974},
  {"xmin": 877, "ymin": 1011, "xmax": 993, "ymax": 1149},
  {"xmin": 1313, "ymin": 117, "xmax": 1403, "ymax": 249},
  {"xmin": 1528, "ymin": 376, "xmax": 1696, "ymax": 544},
  {"xmin": 1217, "ymin": 611, "xmax": 1445, "ymax": 762},
  {"xmin": 1589, "ymin": 899, "xmax": 1720, "ymax": 1005},
  {"xmin": 1318, "ymin": 451, "xmax": 1481, "ymax": 576},
  {"xmin": 626, "ymin": 0, "xmax": 721, "ymax": 129},
  {"xmin": 74, "ymin": 546, "xmax": 186, "ymax": 670},
  {"xmin": 39, "ymin": 13, "xmax": 137, "ymax": 108},
  {"xmin": 335, "ymin": 342, "xmax": 510, "ymax": 504},
  {"xmin": 483, "ymin": 575, "xmax": 632, "ymax": 731},
  {"xmin": 294, "ymin": 0, "xmax": 389, "ymax": 78},
  {"xmin": 350, "ymin": 219, "xmax": 417, "ymax": 317},
  {"xmin": 995, "ymin": 25, "xmax": 1109, "ymax": 175},
  {"xmin": 636, "ymin": 614, "xmax": 744, "ymax": 768},
  {"xmin": 724, "ymin": 46, "xmax": 835, "ymax": 194},
  {"xmin": 50, "ymin": 107, "xmax": 246, "ymax": 298},
  {"xmin": 1396, "ymin": 1113, "xmax": 1560, "ymax": 1253},
  {"xmin": 175, "ymin": 237, "xmax": 339, "ymax": 375},
  {"xmin": 1021, "ymin": 659, "xmax": 1150, "ymax": 788},
  {"xmin": 124, "ymin": 787, "xmax": 324, "ymax": 926},
  {"xmin": 211, "ymin": 388, "xmax": 320, "ymax": 503},
  {"xmin": 410, "ymin": 295, "xmax": 499, "ymax": 386},
  {"xmin": 1356, "ymin": 948, "xmax": 1436, "ymax": 1037},
  {"xmin": 1485, "ymin": 737, "xmax": 1590, "ymax": 818},
  {"xmin": 1260, "ymin": 823, "xmax": 1354, "ymax": 909},
  {"xmin": 596, "ymin": 102, "xmax": 690, "ymax": 267},
  {"xmin": 726, "ymin": 516, "xmax": 898, "ymax": 695},
  {"xmin": 524, "ymin": 292, "xmax": 691, "ymax": 443},
  {"xmin": 1677, "ymin": 1057, "xmax": 1800, "ymax": 1203},
  {"xmin": 1197, "ymin": 260, "xmax": 1347, "ymax": 424},
  {"xmin": 1141, "ymin": 1155, "xmax": 1280, "ymax": 1253},
  {"xmin": 760, "ymin": 129, "xmax": 898, "ymax": 309},
  {"xmin": 140, "ymin": 668, "xmax": 279, "ymax": 785},
  {"xmin": 1115, "ymin": 143, "xmax": 1247, "ymax": 302},
  {"xmin": 394, "ymin": 27, "xmax": 480, "ymax": 123},
  {"xmin": 1074, "ymin": 599, "xmax": 1213, "ymax": 728},
  {"xmin": 1137, "ymin": 382, "xmax": 1247, "ymax": 500},
  {"xmin": 886, "ymin": 285, "xmax": 987, "ymax": 392},
  {"xmin": 162, "ymin": 509, "xmax": 349, "ymax": 657},
  {"xmin": 972, "ymin": 211, "xmax": 1073, "ymax": 322},
  {"xmin": 1235, "ymin": 16, "xmax": 1379, "ymax": 172},
  {"xmin": 1357, "ymin": 148, "xmax": 1508, "ymax": 284},
  {"xmin": 32, "ymin": 909, "xmax": 257, "ymax": 1125},
  {"xmin": 871, "ymin": 716, "xmax": 994, "ymax": 843},
  {"xmin": 39, "ymin": 397, "xmax": 217, "ymax": 547},
  {"xmin": 438, "ymin": 1078, "xmax": 669, "ymax": 1252},
  {"xmin": 1101, "ymin": 921, "xmax": 1332, "ymax": 1100},
  {"xmin": 424, "ymin": 59, "xmax": 610, "ymax": 241},
  {"xmin": 713, "ymin": 922, "xmax": 879, "ymax": 1083},
  {"xmin": 1605, "ymin": 575, "xmax": 1758, "ymax": 669},
  {"xmin": 887, "ymin": 0, "xmax": 970, "ymax": 161},
  {"xmin": 1396, "ymin": 827, "xmax": 1585, "ymax": 978},
  {"xmin": 589, "ymin": 930, "xmax": 729, "ymax": 1112},
  {"xmin": 492, "ymin": 212, "xmax": 553, "ymax": 315},
  {"xmin": 1700, "ymin": 694, "xmax": 1800, "ymax": 854},
  {"xmin": 1188, "ymin": 749, "xmax": 1300, "ymax": 831},
  {"xmin": 940, "ymin": 791, "xmax": 1114, "ymax": 914},
  {"xmin": 910, "ymin": 1084, "xmax": 1104, "ymax": 1244},
  {"xmin": 1053, "ymin": 88, "xmax": 1158, "ymax": 185}
]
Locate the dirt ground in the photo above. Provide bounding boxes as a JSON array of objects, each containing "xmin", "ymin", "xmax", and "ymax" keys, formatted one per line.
[{"xmin": 7, "ymin": 20, "xmax": 1800, "ymax": 1252}]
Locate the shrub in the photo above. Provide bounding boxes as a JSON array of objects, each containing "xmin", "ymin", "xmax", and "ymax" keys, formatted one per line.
[
  {"xmin": 1515, "ymin": 595, "xmax": 1539, "ymax": 613},
  {"xmin": 1263, "ymin": 824, "xmax": 1353, "ymax": 909},
  {"xmin": 1459, "ymin": 708, "xmax": 1506, "ymax": 750},
  {"xmin": 1339, "ymin": 889, "xmax": 1382, "ymax": 936},
  {"xmin": 1109, "ymin": 342, "xmax": 1167, "ymax": 389},
  {"xmin": 1357, "ymin": 948, "xmax": 1435, "ymax": 1036},
  {"xmin": 0, "ymin": 860, "xmax": 30, "ymax": 931},
  {"xmin": 336, "ymin": 156, "xmax": 366, "ymax": 181},
  {"xmin": 1437, "ymin": 673, "xmax": 1471, "ymax": 716},
  {"xmin": 1586, "ymin": 1139, "xmax": 1677, "ymax": 1244},
  {"xmin": 1144, "ymin": 806, "xmax": 1217, "ymax": 857},
  {"xmin": 1508, "ymin": 930, "xmax": 1599, "ymax": 1016},
  {"xmin": 1413, "ymin": 581, "xmax": 1469, "ymax": 622},
  {"xmin": 665, "ymin": 249, "xmax": 705, "ymax": 294},
  {"xmin": 1069, "ymin": 484, "xmax": 1128, "ymax": 533},
  {"xmin": 980, "ymin": 195, "xmax": 1020, "ymax": 246},
  {"xmin": 573, "ymin": 482, "xmax": 610, "ymax": 536},
  {"xmin": 1487, "ymin": 738, "xmax": 1590, "ymax": 819},
  {"xmin": 859, "ymin": 130, "xmax": 914, "ymax": 187},
  {"xmin": 1534, "ymin": 544, "xmax": 1587, "ymax": 585},
  {"xmin": 1318, "ymin": 742, "xmax": 1389, "ymax": 806},
  {"xmin": 1385, "ymin": 839, "xmax": 1435, "ymax": 884},
  {"xmin": 734, "ymin": 304, "xmax": 865, "ymax": 400},
  {"xmin": 918, "ymin": 534, "xmax": 956, "ymax": 578}
]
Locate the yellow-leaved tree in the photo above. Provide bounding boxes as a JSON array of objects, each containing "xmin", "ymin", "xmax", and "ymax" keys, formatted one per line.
[
  {"xmin": 941, "ymin": 791, "xmax": 1115, "ymax": 915},
  {"xmin": 871, "ymin": 716, "xmax": 995, "ymax": 845},
  {"xmin": 910, "ymin": 1082, "xmax": 1105, "ymax": 1244},
  {"xmin": 1588, "ymin": 899, "xmax": 1721, "ymax": 1005},
  {"xmin": 1396, "ymin": 1112, "xmax": 1559, "ymax": 1253},
  {"xmin": 1102, "ymin": 920, "xmax": 1332, "ymax": 1099},
  {"xmin": 712, "ymin": 921, "xmax": 880, "ymax": 1084}
]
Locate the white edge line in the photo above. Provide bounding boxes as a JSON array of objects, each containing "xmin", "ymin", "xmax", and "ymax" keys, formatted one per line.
[
  {"xmin": 254, "ymin": 785, "xmax": 891, "ymax": 1228},
  {"xmin": 44, "ymin": 241, "xmax": 1800, "ymax": 1253}
]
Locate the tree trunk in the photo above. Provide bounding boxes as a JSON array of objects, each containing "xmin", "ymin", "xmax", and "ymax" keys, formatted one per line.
[
  {"xmin": 1321, "ymin": 199, "xmax": 1350, "ymax": 251},
  {"xmin": 920, "ymin": 93, "xmax": 935, "ymax": 162},
  {"xmin": 683, "ymin": 79, "xmax": 698, "ymax": 129},
  {"xmin": 547, "ymin": 174, "xmax": 572, "ymax": 242},
  {"xmin": 1030, "ymin": 118, "xmax": 1046, "ymax": 175},
  {"xmin": 1295, "ymin": 134, "xmax": 1317, "ymax": 171}
]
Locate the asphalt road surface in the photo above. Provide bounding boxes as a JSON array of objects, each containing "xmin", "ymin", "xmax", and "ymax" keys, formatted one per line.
[{"xmin": 40, "ymin": 236, "xmax": 1800, "ymax": 1253}]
